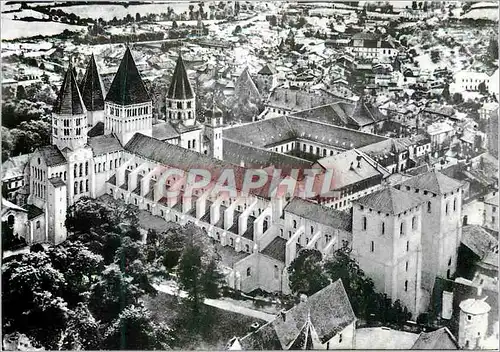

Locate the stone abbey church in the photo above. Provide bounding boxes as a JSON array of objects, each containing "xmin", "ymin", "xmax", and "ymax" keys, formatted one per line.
[{"xmin": 18, "ymin": 47, "xmax": 465, "ymax": 318}]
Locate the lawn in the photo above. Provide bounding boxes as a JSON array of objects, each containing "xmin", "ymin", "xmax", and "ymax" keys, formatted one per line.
[{"xmin": 143, "ymin": 292, "xmax": 265, "ymax": 350}]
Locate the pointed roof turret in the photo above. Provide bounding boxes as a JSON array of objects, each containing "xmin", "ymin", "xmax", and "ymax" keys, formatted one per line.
[
  {"xmin": 53, "ymin": 61, "xmax": 85, "ymax": 115},
  {"xmin": 105, "ymin": 47, "xmax": 150, "ymax": 106},
  {"xmin": 167, "ymin": 54, "xmax": 194, "ymax": 100},
  {"xmin": 80, "ymin": 53, "xmax": 105, "ymax": 111}
]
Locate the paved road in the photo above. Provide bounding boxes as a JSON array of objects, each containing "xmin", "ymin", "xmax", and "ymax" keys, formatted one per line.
[{"xmin": 153, "ymin": 283, "xmax": 275, "ymax": 322}]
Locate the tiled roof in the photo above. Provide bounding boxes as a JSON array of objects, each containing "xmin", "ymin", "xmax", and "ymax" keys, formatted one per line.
[
  {"xmin": 2, "ymin": 154, "xmax": 30, "ymax": 181},
  {"xmin": 352, "ymin": 32, "xmax": 380, "ymax": 40},
  {"xmin": 290, "ymin": 103, "xmax": 352, "ymax": 127},
  {"xmin": 223, "ymin": 116, "xmax": 295, "ymax": 148},
  {"xmin": 53, "ymin": 62, "xmax": 85, "ymax": 115},
  {"xmin": 88, "ymin": 134, "xmax": 123, "ymax": 156},
  {"xmin": 87, "ymin": 121, "xmax": 104, "ymax": 137},
  {"xmin": 258, "ymin": 63, "xmax": 277, "ymax": 75},
  {"xmin": 284, "ymin": 198, "xmax": 352, "ymax": 231},
  {"xmin": 411, "ymin": 327, "xmax": 458, "ymax": 350},
  {"xmin": 38, "ymin": 145, "xmax": 67, "ymax": 166},
  {"xmin": 461, "ymin": 225, "xmax": 497, "ymax": 260},
  {"xmin": 223, "ymin": 139, "xmax": 311, "ymax": 174},
  {"xmin": 288, "ymin": 117, "xmax": 386, "ymax": 150},
  {"xmin": 152, "ymin": 121, "xmax": 180, "ymax": 141},
  {"xmin": 261, "ymin": 237, "xmax": 287, "ymax": 263},
  {"xmin": 80, "ymin": 53, "xmax": 105, "ymax": 111},
  {"xmin": 401, "ymin": 170, "xmax": 463, "ymax": 195},
  {"xmin": 167, "ymin": 55, "xmax": 194, "ymax": 100},
  {"xmin": 315, "ymin": 149, "xmax": 384, "ymax": 190},
  {"xmin": 27, "ymin": 204, "xmax": 44, "ymax": 220},
  {"xmin": 349, "ymin": 97, "xmax": 386, "ymax": 127},
  {"xmin": 105, "ymin": 47, "xmax": 151, "ymax": 105},
  {"xmin": 1, "ymin": 198, "xmax": 27, "ymax": 215},
  {"xmin": 240, "ymin": 322, "xmax": 283, "ymax": 350},
  {"xmin": 355, "ymin": 187, "xmax": 424, "ymax": 215},
  {"xmin": 235, "ymin": 67, "xmax": 261, "ymax": 100},
  {"xmin": 49, "ymin": 177, "xmax": 66, "ymax": 188},
  {"xmin": 124, "ymin": 133, "xmax": 272, "ymax": 198},
  {"xmin": 273, "ymin": 279, "xmax": 356, "ymax": 347}
]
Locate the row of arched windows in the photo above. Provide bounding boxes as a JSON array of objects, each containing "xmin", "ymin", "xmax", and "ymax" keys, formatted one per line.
[
  {"xmin": 50, "ymin": 171, "xmax": 67, "ymax": 181},
  {"xmin": 74, "ymin": 180, "xmax": 89, "ymax": 195},
  {"xmin": 95, "ymin": 158, "xmax": 121, "ymax": 173},
  {"xmin": 32, "ymin": 167, "xmax": 45, "ymax": 181},
  {"xmin": 361, "ymin": 216, "xmax": 418, "ymax": 235},
  {"xmin": 32, "ymin": 181, "xmax": 46, "ymax": 199},
  {"xmin": 74, "ymin": 162, "xmax": 89, "ymax": 178}
]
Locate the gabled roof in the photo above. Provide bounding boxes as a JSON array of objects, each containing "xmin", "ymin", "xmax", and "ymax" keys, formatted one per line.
[
  {"xmin": 258, "ymin": 63, "xmax": 277, "ymax": 75},
  {"xmin": 88, "ymin": 134, "xmax": 123, "ymax": 156},
  {"xmin": 239, "ymin": 280, "xmax": 355, "ymax": 350},
  {"xmin": 2, "ymin": 198, "xmax": 27, "ymax": 215},
  {"xmin": 49, "ymin": 177, "xmax": 66, "ymax": 188},
  {"xmin": 2, "ymin": 154, "xmax": 30, "ymax": 181},
  {"xmin": 355, "ymin": 187, "xmax": 424, "ymax": 215},
  {"xmin": 80, "ymin": 53, "xmax": 105, "ymax": 111},
  {"xmin": 411, "ymin": 327, "xmax": 458, "ymax": 350},
  {"xmin": 235, "ymin": 67, "xmax": 261, "ymax": 100},
  {"xmin": 461, "ymin": 225, "xmax": 498, "ymax": 260},
  {"xmin": 53, "ymin": 61, "xmax": 85, "ymax": 115},
  {"xmin": 37, "ymin": 145, "xmax": 67, "ymax": 166},
  {"xmin": 87, "ymin": 121, "xmax": 104, "ymax": 137},
  {"xmin": 401, "ymin": 170, "xmax": 463, "ymax": 195},
  {"xmin": 284, "ymin": 197, "xmax": 352, "ymax": 231},
  {"xmin": 273, "ymin": 279, "xmax": 356, "ymax": 347},
  {"xmin": 167, "ymin": 55, "xmax": 194, "ymax": 100},
  {"xmin": 261, "ymin": 237, "xmax": 287, "ymax": 263},
  {"xmin": 105, "ymin": 47, "xmax": 150, "ymax": 105}
]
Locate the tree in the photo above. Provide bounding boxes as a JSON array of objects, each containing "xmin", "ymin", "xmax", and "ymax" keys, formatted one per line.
[
  {"xmin": 287, "ymin": 249, "xmax": 329, "ymax": 296},
  {"xmin": 412, "ymin": 1, "xmax": 418, "ymax": 10},
  {"xmin": 201, "ymin": 259, "xmax": 225, "ymax": 299},
  {"xmin": 16, "ymin": 85, "xmax": 26, "ymax": 100},
  {"xmin": 269, "ymin": 15, "xmax": 277, "ymax": 26},
  {"xmin": 103, "ymin": 304, "xmax": 171, "ymax": 350},
  {"xmin": 442, "ymin": 83, "xmax": 451, "ymax": 101},
  {"xmin": 296, "ymin": 16, "xmax": 307, "ymax": 29},
  {"xmin": 177, "ymin": 244, "xmax": 205, "ymax": 316},
  {"xmin": 478, "ymin": 81, "xmax": 488, "ymax": 95},
  {"xmin": 488, "ymin": 38, "xmax": 499, "ymax": 60},
  {"xmin": 135, "ymin": 12, "xmax": 141, "ymax": 22},
  {"xmin": 233, "ymin": 25, "xmax": 242, "ymax": 35},
  {"xmin": 452, "ymin": 92, "xmax": 464, "ymax": 105},
  {"xmin": 172, "ymin": 20, "xmax": 178, "ymax": 29}
]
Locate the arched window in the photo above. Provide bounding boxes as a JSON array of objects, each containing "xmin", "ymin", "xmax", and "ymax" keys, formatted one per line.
[
  {"xmin": 86, "ymin": 180, "xmax": 89, "ymax": 192},
  {"xmin": 245, "ymin": 244, "xmax": 250, "ymax": 252},
  {"xmin": 400, "ymin": 222, "xmax": 404, "ymax": 236},
  {"xmin": 7, "ymin": 214, "xmax": 14, "ymax": 228},
  {"xmin": 246, "ymin": 267, "xmax": 251, "ymax": 277},
  {"xmin": 412, "ymin": 216, "xmax": 417, "ymax": 230},
  {"xmin": 74, "ymin": 164, "xmax": 78, "ymax": 177},
  {"xmin": 274, "ymin": 265, "xmax": 279, "ymax": 279},
  {"xmin": 74, "ymin": 181, "xmax": 78, "ymax": 195},
  {"xmin": 293, "ymin": 220, "xmax": 297, "ymax": 229},
  {"xmin": 230, "ymin": 237, "xmax": 234, "ymax": 246},
  {"xmin": 280, "ymin": 229, "xmax": 284, "ymax": 237},
  {"xmin": 362, "ymin": 216, "xmax": 367, "ymax": 231},
  {"xmin": 79, "ymin": 163, "xmax": 83, "ymax": 177},
  {"xmin": 79, "ymin": 180, "xmax": 83, "ymax": 194},
  {"xmin": 404, "ymin": 280, "xmax": 408, "ymax": 292},
  {"xmin": 427, "ymin": 201, "xmax": 431, "ymax": 213},
  {"xmin": 310, "ymin": 226, "xmax": 314, "ymax": 234},
  {"xmin": 98, "ymin": 163, "xmax": 101, "ymax": 172},
  {"xmin": 85, "ymin": 162, "xmax": 89, "ymax": 175},
  {"xmin": 64, "ymin": 171, "xmax": 67, "ymax": 180},
  {"xmin": 381, "ymin": 221, "xmax": 385, "ymax": 235},
  {"xmin": 453, "ymin": 198, "xmax": 457, "ymax": 211}
]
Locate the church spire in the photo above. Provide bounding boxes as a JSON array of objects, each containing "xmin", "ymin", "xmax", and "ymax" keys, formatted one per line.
[
  {"xmin": 167, "ymin": 54, "xmax": 194, "ymax": 100},
  {"xmin": 80, "ymin": 53, "xmax": 105, "ymax": 112},
  {"xmin": 105, "ymin": 46, "xmax": 150, "ymax": 106},
  {"xmin": 53, "ymin": 60, "xmax": 85, "ymax": 115}
]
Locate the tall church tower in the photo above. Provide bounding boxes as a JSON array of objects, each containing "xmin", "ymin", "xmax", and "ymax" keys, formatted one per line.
[
  {"xmin": 104, "ymin": 46, "xmax": 152, "ymax": 146},
  {"xmin": 351, "ymin": 187, "xmax": 424, "ymax": 316},
  {"xmin": 52, "ymin": 61, "xmax": 88, "ymax": 151},
  {"xmin": 166, "ymin": 54, "xmax": 196, "ymax": 126},
  {"xmin": 80, "ymin": 53, "xmax": 106, "ymax": 127},
  {"xmin": 204, "ymin": 102, "xmax": 224, "ymax": 159},
  {"xmin": 398, "ymin": 171, "xmax": 464, "ymax": 291}
]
